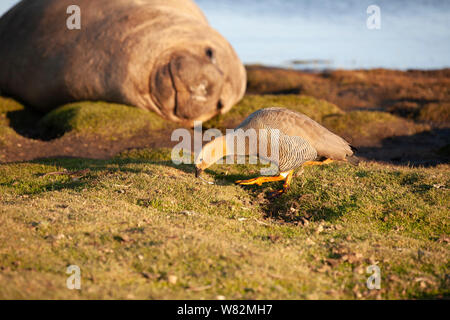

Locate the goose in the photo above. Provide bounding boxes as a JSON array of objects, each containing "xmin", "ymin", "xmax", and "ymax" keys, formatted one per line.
[{"xmin": 195, "ymin": 107, "xmax": 359, "ymax": 196}]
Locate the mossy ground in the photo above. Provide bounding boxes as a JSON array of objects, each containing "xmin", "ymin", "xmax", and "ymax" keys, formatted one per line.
[
  {"xmin": 29, "ymin": 95, "xmax": 342, "ymax": 138},
  {"xmin": 38, "ymin": 101, "xmax": 167, "ymax": 139},
  {"xmin": 0, "ymin": 149, "xmax": 448, "ymax": 299},
  {"xmin": 0, "ymin": 94, "xmax": 428, "ymax": 147},
  {"xmin": 322, "ymin": 111, "xmax": 428, "ymax": 145}
]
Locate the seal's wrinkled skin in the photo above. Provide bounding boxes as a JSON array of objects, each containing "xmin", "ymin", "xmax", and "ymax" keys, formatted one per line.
[{"xmin": 0, "ymin": 0, "xmax": 246, "ymax": 125}]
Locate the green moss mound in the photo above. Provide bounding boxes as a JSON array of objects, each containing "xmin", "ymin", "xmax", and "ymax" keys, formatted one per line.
[
  {"xmin": 0, "ymin": 96, "xmax": 25, "ymax": 127},
  {"xmin": 322, "ymin": 111, "xmax": 425, "ymax": 140},
  {"xmin": 0, "ymin": 97, "xmax": 26, "ymax": 146},
  {"xmin": 38, "ymin": 101, "xmax": 167, "ymax": 138},
  {"xmin": 0, "ymin": 125, "xmax": 17, "ymax": 147},
  {"xmin": 206, "ymin": 94, "xmax": 343, "ymax": 129},
  {"xmin": 0, "ymin": 96, "xmax": 25, "ymax": 115}
]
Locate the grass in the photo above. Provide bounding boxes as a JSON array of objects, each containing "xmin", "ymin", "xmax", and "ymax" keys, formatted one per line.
[
  {"xmin": 0, "ymin": 148, "xmax": 448, "ymax": 299},
  {"xmin": 0, "ymin": 91, "xmax": 448, "ymax": 299}
]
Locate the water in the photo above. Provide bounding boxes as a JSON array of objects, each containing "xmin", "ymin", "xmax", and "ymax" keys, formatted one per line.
[
  {"xmin": 195, "ymin": 0, "xmax": 450, "ymax": 70},
  {"xmin": 1, "ymin": 0, "xmax": 449, "ymax": 70}
]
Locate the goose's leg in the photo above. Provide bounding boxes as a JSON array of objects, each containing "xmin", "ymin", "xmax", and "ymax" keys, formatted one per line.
[
  {"xmin": 267, "ymin": 170, "xmax": 294, "ymax": 198},
  {"xmin": 303, "ymin": 158, "xmax": 334, "ymax": 167},
  {"xmin": 283, "ymin": 170, "xmax": 294, "ymax": 191}
]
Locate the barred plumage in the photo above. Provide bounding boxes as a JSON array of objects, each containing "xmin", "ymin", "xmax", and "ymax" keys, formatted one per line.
[
  {"xmin": 277, "ymin": 135, "xmax": 317, "ymax": 172},
  {"xmin": 235, "ymin": 107, "xmax": 356, "ymax": 164},
  {"xmin": 232, "ymin": 126, "xmax": 317, "ymax": 173}
]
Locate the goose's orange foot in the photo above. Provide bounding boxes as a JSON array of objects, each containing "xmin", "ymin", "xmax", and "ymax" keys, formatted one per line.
[
  {"xmin": 303, "ymin": 159, "xmax": 334, "ymax": 167},
  {"xmin": 235, "ymin": 175, "xmax": 284, "ymax": 186}
]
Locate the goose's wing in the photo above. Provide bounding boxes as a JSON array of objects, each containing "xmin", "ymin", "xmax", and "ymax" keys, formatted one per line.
[{"xmin": 237, "ymin": 107, "xmax": 353, "ymax": 160}]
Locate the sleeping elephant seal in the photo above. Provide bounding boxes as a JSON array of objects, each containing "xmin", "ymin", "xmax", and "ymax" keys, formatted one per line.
[{"xmin": 0, "ymin": 0, "xmax": 246, "ymax": 125}]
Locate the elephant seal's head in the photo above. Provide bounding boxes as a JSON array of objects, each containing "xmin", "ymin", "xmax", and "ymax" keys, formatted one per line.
[{"xmin": 150, "ymin": 42, "xmax": 246, "ymax": 126}]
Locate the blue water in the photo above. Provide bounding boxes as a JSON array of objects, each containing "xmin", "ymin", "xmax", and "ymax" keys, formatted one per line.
[
  {"xmin": 1, "ymin": 0, "xmax": 449, "ymax": 70},
  {"xmin": 195, "ymin": 0, "xmax": 450, "ymax": 70}
]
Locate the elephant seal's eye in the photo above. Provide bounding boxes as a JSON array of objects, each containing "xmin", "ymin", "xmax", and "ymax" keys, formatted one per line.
[
  {"xmin": 205, "ymin": 48, "xmax": 214, "ymax": 59},
  {"xmin": 217, "ymin": 99, "xmax": 224, "ymax": 110}
]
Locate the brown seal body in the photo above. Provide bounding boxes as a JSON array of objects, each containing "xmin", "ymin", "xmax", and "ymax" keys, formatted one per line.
[{"xmin": 0, "ymin": 0, "xmax": 246, "ymax": 124}]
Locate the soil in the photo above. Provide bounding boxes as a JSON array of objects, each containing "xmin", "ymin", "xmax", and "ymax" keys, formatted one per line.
[{"xmin": 0, "ymin": 128, "xmax": 178, "ymax": 163}]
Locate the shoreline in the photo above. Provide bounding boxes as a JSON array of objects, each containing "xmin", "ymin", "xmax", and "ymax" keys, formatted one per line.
[{"xmin": 245, "ymin": 64, "xmax": 450, "ymax": 74}]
